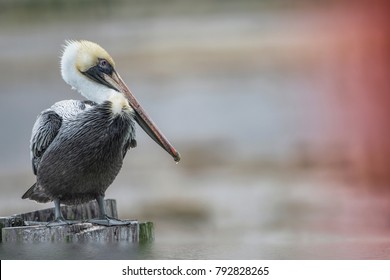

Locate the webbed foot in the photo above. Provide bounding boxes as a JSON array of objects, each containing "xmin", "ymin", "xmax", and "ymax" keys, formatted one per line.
[
  {"xmin": 46, "ymin": 218, "xmax": 81, "ymax": 227},
  {"xmin": 88, "ymin": 215, "xmax": 132, "ymax": 226}
]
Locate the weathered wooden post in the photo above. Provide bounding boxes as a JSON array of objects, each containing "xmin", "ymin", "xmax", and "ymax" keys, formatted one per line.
[{"xmin": 0, "ymin": 199, "xmax": 154, "ymax": 243}]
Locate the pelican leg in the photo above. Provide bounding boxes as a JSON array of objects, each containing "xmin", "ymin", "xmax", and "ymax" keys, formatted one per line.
[
  {"xmin": 88, "ymin": 195, "xmax": 131, "ymax": 226},
  {"xmin": 54, "ymin": 198, "xmax": 64, "ymax": 219},
  {"xmin": 97, "ymin": 194, "xmax": 107, "ymax": 219},
  {"xmin": 46, "ymin": 199, "xmax": 80, "ymax": 227}
]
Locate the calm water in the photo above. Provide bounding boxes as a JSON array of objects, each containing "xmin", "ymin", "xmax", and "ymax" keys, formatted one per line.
[
  {"xmin": 1, "ymin": 234, "xmax": 389, "ymax": 260},
  {"xmin": 1, "ymin": 2, "xmax": 389, "ymax": 259}
]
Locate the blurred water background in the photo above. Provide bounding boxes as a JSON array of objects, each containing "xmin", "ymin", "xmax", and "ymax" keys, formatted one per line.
[{"xmin": 0, "ymin": 0, "xmax": 390, "ymax": 259}]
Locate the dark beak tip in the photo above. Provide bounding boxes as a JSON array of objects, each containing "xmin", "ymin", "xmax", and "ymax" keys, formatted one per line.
[{"xmin": 173, "ymin": 152, "xmax": 181, "ymax": 163}]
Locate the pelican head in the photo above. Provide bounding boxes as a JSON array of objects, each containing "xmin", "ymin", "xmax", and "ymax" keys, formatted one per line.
[{"xmin": 60, "ymin": 40, "xmax": 180, "ymax": 162}]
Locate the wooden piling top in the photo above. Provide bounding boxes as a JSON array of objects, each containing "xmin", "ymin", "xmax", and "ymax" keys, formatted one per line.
[{"xmin": 0, "ymin": 199, "xmax": 154, "ymax": 243}]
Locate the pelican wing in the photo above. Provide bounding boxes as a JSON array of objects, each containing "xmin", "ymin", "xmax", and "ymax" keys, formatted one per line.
[
  {"xmin": 26, "ymin": 108, "xmax": 63, "ymax": 202},
  {"xmin": 30, "ymin": 110, "xmax": 62, "ymax": 175}
]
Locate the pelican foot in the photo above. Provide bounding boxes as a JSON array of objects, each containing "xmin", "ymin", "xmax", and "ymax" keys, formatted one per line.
[
  {"xmin": 46, "ymin": 218, "xmax": 81, "ymax": 227},
  {"xmin": 88, "ymin": 216, "xmax": 132, "ymax": 226}
]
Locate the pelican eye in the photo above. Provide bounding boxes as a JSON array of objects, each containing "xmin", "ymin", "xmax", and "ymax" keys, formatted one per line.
[
  {"xmin": 83, "ymin": 58, "xmax": 117, "ymax": 91},
  {"xmin": 98, "ymin": 58, "xmax": 114, "ymax": 75}
]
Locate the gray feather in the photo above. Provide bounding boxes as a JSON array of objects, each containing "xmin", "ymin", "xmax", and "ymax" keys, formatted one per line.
[{"xmin": 29, "ymin": 100, "xmax": 95, "ymax": 175}]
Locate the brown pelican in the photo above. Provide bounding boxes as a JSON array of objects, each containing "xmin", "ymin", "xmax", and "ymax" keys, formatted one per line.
[{"xmin": 22, "ymin": 40, "xmax": 180, "ymax": 226}]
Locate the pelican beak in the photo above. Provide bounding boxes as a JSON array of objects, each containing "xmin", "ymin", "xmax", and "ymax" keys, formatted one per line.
[{"xmin": 104, "ymin": 71, "xmax": 181, "ymax": 162}]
